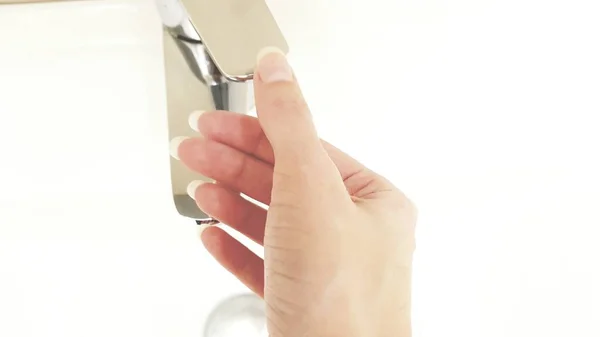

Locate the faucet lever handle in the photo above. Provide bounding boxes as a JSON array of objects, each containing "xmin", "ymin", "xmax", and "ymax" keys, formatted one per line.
[{"xmin": 181, "ymin": 0, "xmax": 288, "ymax": 81}]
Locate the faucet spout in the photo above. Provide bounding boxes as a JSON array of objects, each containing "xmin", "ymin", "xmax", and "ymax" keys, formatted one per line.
[
  {"xmin": 155, "ymin": 0, "xmax": 288, "ymax": 220},
  {"xmin": 158, "ymin": 0, "xmax": 240, "ymax": 112}
]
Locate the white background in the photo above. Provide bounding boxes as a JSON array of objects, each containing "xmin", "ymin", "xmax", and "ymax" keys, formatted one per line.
[{"xmin": 1, "ymin": 0, "xmax": 599, "ymax": 336}]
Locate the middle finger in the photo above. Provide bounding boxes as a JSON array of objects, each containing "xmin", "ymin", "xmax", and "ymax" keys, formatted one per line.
[{"xmin": 175, "ymin": 136, "xmax": 273, "ymax": 205}]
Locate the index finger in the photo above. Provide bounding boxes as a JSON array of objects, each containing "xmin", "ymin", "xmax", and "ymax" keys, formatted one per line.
[{"xmin": 193, "ymin": 110, "xmax": 367, "ymax": 180}]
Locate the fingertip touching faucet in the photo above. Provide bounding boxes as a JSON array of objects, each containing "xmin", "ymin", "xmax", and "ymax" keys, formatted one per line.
[{"xmin": 155, "ymin": 0, "xmax": 288, "ymax": 224}]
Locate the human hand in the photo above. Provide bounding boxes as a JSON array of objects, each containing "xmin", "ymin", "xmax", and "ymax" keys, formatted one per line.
[{"xmin": 172, "ymin": 48, "xmax": 417, "ymax": 337}]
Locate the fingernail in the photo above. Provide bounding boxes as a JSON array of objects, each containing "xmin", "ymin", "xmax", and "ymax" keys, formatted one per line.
[
  {"xmin": 169, "ymin": 136, "xmax": 189, "ymax": 160},
  {"xmin": 197, "ymin": 223, "xmax": 211, "ymax": 238},
  {"xmin": 256, "ymin": 46, "xmax": 292, "ymax": 83},
  {"xmin": 188, "ymin": 110, "xmax": 204, "ymax": 132},
  {"xmin": 186, "ymin": 180, "xmax": 205, "ymax": 200}
]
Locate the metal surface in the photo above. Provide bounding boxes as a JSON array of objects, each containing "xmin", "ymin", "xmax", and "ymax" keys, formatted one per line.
[
  {"xmin": 181, "ymin": 0, "xmax": 288, "ymax": 80},
  {"xmin": 158, "ymin": 0, "xmax": 288, "ymax": 220}
]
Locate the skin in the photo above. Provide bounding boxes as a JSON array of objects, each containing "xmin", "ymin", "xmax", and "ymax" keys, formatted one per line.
[{"xmin": 174, "ymin": 49, "xmax": 417, "ymax": 337}]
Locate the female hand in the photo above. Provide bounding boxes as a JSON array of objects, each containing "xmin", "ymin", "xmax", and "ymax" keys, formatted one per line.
[{"xmin": 172, "ymin": 48, "xmax": 417, "ymax": 337}]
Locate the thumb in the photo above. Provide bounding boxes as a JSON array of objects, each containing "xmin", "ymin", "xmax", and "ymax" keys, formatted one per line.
[
  {"xmin": 253, "ymin": 47, "xmax": 346, "ymax": 198},
  {"xmin": 254, "ymin": 47, "xmax": 321, "ymax": 165}
]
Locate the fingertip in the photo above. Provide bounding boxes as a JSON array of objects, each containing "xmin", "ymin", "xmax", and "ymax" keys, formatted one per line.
[
  {"xmin": 169, "ymin": 136, "xmax": 190, "ymax": 160},
  {"xmin": 255, "ymin": 46, "xmax": 293, "ymax": 83},
  {"xmin": 198, "ymin": 222, "xmax": 222, "ymax": 244},
  {"xmin": 197, "ymin": 223, "xmax": 211, "ymax": 239},
  {"xmin": 198, "ymin": 224, "xmax": 223, "ymax": 250},
  {"xmin": 186, "ymin": 180, "xmax": 207, "ymax": 200},
  {"xmin": 256, "ymin": 46, "xmax": 286, "ymax": 64},
  {"xmin": 188, "ymin": 110, "xmax": 204, "ymax": 132}
]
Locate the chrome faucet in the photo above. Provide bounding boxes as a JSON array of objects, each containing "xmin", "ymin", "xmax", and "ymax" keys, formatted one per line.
[{"xmin": 155, "ymin": 0, "xmax": 288, "ymax": 222}]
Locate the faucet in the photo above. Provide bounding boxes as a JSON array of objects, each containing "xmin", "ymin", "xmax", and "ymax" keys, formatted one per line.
[{"xmin": 155, "ymin": 0, "xmax": 288, "ymax": 222}]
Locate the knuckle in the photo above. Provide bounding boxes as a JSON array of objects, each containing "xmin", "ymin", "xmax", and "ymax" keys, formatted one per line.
[
  {"xmin": 270, "ymin": 94, "xmax": 309, "ymax": 115},
  {"xmin": 232, "ymin": 154, "xmax": 249, "ymax": 182}
]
